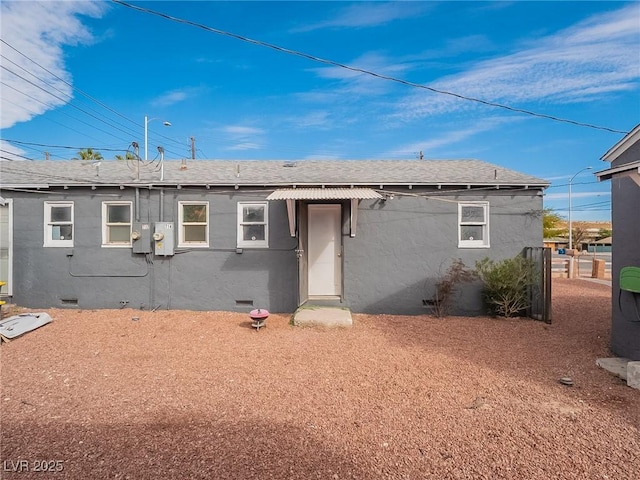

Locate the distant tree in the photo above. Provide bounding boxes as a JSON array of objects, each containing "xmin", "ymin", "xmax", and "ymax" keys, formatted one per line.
[
  {"xmin": 73, "ymin": 148, "xmax": 103, "ymax": 161},
  {"xmin": 115, "ymin": 152, "xmax": 137, "ymax": 161},
  {"xmin": 596, "ymin": 228, "xmax": 612, "ymax": 240},
  {"xmin": 571, "ymin": 225, "xmax": 589, "ymax": 250},
  {"xmin": 542, "ymin": 208, "xmax": 565, "ymax": 238}
]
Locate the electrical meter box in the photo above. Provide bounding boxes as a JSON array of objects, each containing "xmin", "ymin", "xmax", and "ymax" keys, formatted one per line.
[
  {"xmin": 154, "ymin": 222, "xmax": 175, "ymax": 256},
  {"xmin": 132, "ymin": 222, "xmax": 152, "ymax": 254}
]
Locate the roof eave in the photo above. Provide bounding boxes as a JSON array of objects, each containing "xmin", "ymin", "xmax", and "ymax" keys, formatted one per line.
[
  {"xmin": 0, "ymin": 181, "xmax": 550, "ymax": 189},
  {"xmin": 600, "ymin": 124, "xmax": 640, "ymax": 163},
  {"xmin": 1, "ymin": 184, "xmax": 51, "ymax": 189},
  {"xmin": 166, "ymin": 182, "xmax": 550, "ymax": 188},
  {"xmin": 595, "ymin": 161, "xmax": 640, "ymax": 181}
]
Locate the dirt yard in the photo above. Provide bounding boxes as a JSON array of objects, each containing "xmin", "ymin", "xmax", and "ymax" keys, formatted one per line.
[{"xmin": 1, "ymin": 278, "xmax": 638, "ymax": 479}]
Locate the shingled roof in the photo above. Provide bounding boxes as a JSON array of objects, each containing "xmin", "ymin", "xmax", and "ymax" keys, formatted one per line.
[{"xmin": 0, "ymin": 159, "xmax": 549, "ymax": 189}]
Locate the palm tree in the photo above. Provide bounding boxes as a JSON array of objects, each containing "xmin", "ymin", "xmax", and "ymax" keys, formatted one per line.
[
  {"xmin": 72, "ymin": 148, "xmax": 103, "ymax": 161},
  {"xmin": 115, "ymin": 152, "xmax": 137, "ymax": 161}
]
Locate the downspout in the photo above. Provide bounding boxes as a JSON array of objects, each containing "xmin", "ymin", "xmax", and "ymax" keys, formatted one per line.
[
  {"xmin": 159, "ymin": 147, "xmax": 165, "ymax": 221},
  {"xmin": 135, "ymin": 188, "xmax": 140, "ymax": 221}
]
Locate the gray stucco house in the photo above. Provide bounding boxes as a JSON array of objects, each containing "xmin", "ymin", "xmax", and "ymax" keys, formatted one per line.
[
  {"xmin": 0, "ymin": 159, "xmax": 548, "ymax": 315},
  {"xmin": 596, "ymin": 124, "xmax": 640, "ymax": 360}
]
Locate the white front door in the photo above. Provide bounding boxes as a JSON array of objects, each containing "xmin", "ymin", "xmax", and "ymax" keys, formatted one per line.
[{"xmin": 308, "ymin": 204, "xmax": 341, "ymax": 297}]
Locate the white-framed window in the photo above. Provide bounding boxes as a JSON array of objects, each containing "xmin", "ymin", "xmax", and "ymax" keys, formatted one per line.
[
  {"xmin": 44, "ymin": 201, "xmax": 74, "ymax": 247},
  {"xmin": 178, "ymin": 201, "xmax": 209, "ymax": 247},
  {"xmin": 102, "ymin": 201, "xmax": 132, "ymax": 247},
  {"xmin": 237, "ymin": 202, "xmax": 269, "ymax": 248},
  {"xmin": 458, "ymin": 202, "xmax": 490, "ymax": 248}
]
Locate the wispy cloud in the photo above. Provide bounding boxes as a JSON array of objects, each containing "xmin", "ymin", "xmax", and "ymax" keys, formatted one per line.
[
  {"xmin": 222, "ymin": 125, "xmax": 265, "ymax": 151},
  {"xmin": 393, "ymin": 4, "xmax": 640, "ymax": 121},
  {"xmin": 195, "ymin": 56, "xmax": 222, "ymax": 64},
  {"xmin": 300, "ymin": 33, "xmax": 495, "ymax": 103},
  {"xmin": 292, "ymin": 2, "xmax": 429, "ymax": 33},
  {"xmin": 384, "ymin": 117, "xmax": 522, "ymax": 158},
  {"xmin": 288, "ymin": 111, "xmax": 332, "ymax": 129},
  {"xmin": 303, "ymin": 51, "xmax": 412, "ymax": 100},
  {"xmin": 441, "ymin": 35, "xmax": 495, "ymax": 57},
  {"xmin": 151, "ymin": 86, "xmax": 205, "ymax": 108},
  {"xmin": 544, "ymin": 175, "xmax": 574, "ymax": 181},
  {"xmin": 0, "ymin": 1, "xmax": 108, "ymax": 130},
  {"xmin": 227, "ymin": 142, "xmax": 262, "ymax": 151},
  {"xmin": 224, "ymin": 126, "xmax": 264, "ymax": 136},
  {"xmin": 152, "ymin": 90, "xmax": 188, "ymax": 108}
]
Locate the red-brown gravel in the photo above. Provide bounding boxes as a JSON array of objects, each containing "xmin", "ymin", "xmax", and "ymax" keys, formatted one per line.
[{"xmin": 0, "ymin": 278, "xmax": 638, "ymax": 479}]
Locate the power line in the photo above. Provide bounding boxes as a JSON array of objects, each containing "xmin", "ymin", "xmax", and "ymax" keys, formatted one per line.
[
  {"xmin": 1, "ymin": 39, "xmax": 141, "ymax": 130},
  {"xmin": 1, "ymin": 39, "xmax": 188, "ymax": 154},
  {"xmin": 2, "ymin": 86, "xmax": 182, "ymax": 158},
  {"xmin": 2, "ymin": 139, "xmax": 129, "ymax": 152},
  {"xmin": 1, "ymin": 79, "xmax": 133, "ymax": 146},
  {"xmin": 545, "ymin": 180, "xmax": 599, "ymax": 189},
  {"xmin": 572, "ymin": 200, "xmax": 611, "ymax": 209},
  {"xmin": 112, "ymin": 0, "xmax": 629, "ymax": 135},
  {"xmin": 1, "ymin": 64, "xmax": 141, "ymax": 143},
  {"xmin": 1, "ymin": 52, "xmax": 144, "ymax": 141},
  {"xmin": 0, "ymin": 82, "xmax": 120, "ymax": 146},
  {"xmin": 0, "ymin": 149, "xmax": 34, "ymax": 161},
  {"xmin": 1, "ymin": 96, "xmax": 98, "ymax": 141}
]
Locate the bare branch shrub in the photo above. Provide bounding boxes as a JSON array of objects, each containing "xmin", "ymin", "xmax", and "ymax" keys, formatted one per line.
[{"xmin": 425, "ymin": 259, "xmax": 477, "ymax": 317}]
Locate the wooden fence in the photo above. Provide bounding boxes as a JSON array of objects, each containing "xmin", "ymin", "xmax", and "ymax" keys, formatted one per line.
[{"xmin": 551, "ymin": 256, "xmax": 611, "ymax": 279}]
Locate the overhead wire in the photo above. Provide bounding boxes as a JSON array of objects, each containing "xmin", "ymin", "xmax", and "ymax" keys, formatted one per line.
[
  {"xmin": 0, "ymin": 149, "xmax": 33, "ymax": 161},
  {"xmin": 0, "ymin": 82, "xmax": 118, "ymax": 148},
  {"xmin": 2, "ymin": 40, "xmax": 169, "ymax": 146},
  {"xmin": 544, "ymin": 180, "xmax": 599, "ymax": 189},
  {"xmin": 1, "ymin": 53, "xmax": 149, "ymax": 144},
  {"xmin": 1, "ymin": 64, "xmax": 142, "ymax": 143},
  {"xmin": 571, "ymin": 200, "xmax": 611, "ymax": 209},
  {"xmin": 3, "ymin": 1, "xmax": 628, "ymax": 174},
  {"xmin": 1, "ymin": 39, "xmax": 188, "ymax": 157},
  {"xmin": 1, "ymin": 79, "xmax": 133, "ymax": 147},
  {"xmin": 112, "ymin": 0, "xmax": 629, "ymax": 135},
  {"xmin": 1, "ymin": 139, "xmax": 130, "ymax": 152},
  {"xmin": 1, "ymin": 39, "xmax": 141, "ymax": 131}
]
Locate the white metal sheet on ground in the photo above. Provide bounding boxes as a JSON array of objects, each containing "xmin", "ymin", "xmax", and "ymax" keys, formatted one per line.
[{"xmin": 0, "ymin": 313, "xmax": 53, "ymax": 340}]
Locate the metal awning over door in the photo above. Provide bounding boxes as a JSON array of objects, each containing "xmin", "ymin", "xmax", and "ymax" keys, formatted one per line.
[
  {"xmin": 266, "ymin": 188, "xmax": 382, "ymax": 201},
  {"xmin": 266, "ymin": 188, "xmax": 382, "ymax": 237}
]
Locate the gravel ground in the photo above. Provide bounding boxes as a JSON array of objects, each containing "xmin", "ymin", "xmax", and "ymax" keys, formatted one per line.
[{"xmin": 1, "ymin": 278, "xmax": 638, "ymax": 480}]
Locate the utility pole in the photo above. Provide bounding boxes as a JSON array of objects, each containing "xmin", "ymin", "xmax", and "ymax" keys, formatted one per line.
[{"xmin": 190, "ymin": 136, "xmax": 196, "ymax": 160}]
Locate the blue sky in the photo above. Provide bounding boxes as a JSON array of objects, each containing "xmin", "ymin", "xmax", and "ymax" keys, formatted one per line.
[{"xmin": 1, "ymin": 1, "xmax": 638, "ymax": 221}]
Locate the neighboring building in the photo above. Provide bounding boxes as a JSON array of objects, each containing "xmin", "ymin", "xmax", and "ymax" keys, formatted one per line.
[
  {"xmin": 0, "ymin": 159, "xmax": 548, "ymax": 315},
  {"xmin": 543, "ymin": 237, "xmax": 568, "ymax": 251},
  {"xmin": 596, "ymin": 124, "xmax": 640, "ymax": 360},
  {"xmin": 556, "ymin": 220, "xmax": 612, "ymax": 251},
  {"xmin": 586, "ymin": 236, "xmax": 612, "ymax": 253}
]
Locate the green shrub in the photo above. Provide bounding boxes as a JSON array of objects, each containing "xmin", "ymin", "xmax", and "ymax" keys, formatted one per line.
[{"xmin": 475, "ymin": 256, "xmax": 536, "ymax": 318}]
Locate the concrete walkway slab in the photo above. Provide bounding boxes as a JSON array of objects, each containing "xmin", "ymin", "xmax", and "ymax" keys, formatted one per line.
[
  {"xmin": 596, "ymin": 357, "xmax": 630, "ymax": 381},
  {"xmin": 628, "ymin": 362, "xmax": 640, "ymax": 390},
  {"xmin": 293, "ymin": 306, "xmax": 352, "ymax": 328}
]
